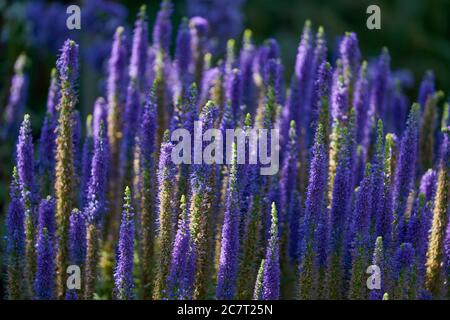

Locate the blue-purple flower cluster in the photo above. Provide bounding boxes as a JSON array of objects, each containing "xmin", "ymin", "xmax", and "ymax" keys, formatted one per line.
[{"xmin": 2, "ymin": 0, "xmax": 450, "ymax": 300}]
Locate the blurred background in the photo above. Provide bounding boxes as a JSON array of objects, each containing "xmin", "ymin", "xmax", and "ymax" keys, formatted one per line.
[{"xmin": 0, "ymin": 0, "xmax": 449, "ymax": 216}]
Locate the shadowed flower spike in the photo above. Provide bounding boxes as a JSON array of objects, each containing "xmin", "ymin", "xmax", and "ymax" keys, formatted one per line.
[
  {"xmin": 393, "ymin": 243, "xmax": 415, "ymax": 299},
  {"xmin": 138, "ymin": 85, "xmax": 158, "ymax": 298},
  {"xmin": 281, "ymin": 121, "xmax": 298, "ymax": 238},
  {"xmin": 370, "ymin": 120, "xmax": 385, "ymax": 238},
  {"xmin": 34, "ymin": 197, "xmax": 56, "ymax": 300},
  {"xmin": 369, "ymin": 48, "xmax": 390, "ymax": 119},
  {"xmin": 129, "ymin": 5, "xmax": 148, "ymax": 87},
  {"xmin": 66, "ymin": 208, "xmax": 86, "ymax": 300},
  {"xmin": 262, "ymin": 203, "xmax": 280, "ymax": 300},
  {"xmin": 6, "ymin": 167, "xmax": 27, "ymax": 299},
  {"xmin": 303, "ymin": 122, "xmax": 327, "ymax": 233},
  {"xmin": 107, "ymin": 25, "xmax": 128, "ymax": 143},
  {"xmin": 281, "ymin": 20, "xmax": 313, "ymax": 143},
  {"xmin": 55, "ymin": 38, "xmax": 79, "ymax": 299},
  {"xmin": 2, "ymin": 54, "xmax": 29, "ymax": 139},
  {"xmin": 312, "ymin": 62, "xmax": 332, "ymax": 128},
  {"xmin": 348, "ymin": 164, "xmax": 372, "ymax": 300},
  {"xmin": 188, "ymin": 0, "xmax": 244, "ymax": 54},
  {"xmin": 114, "ymin": 186, "xmax": 135, "ymax": 300},
  {"xmin": 339, "ymin": 32, "xmax": 361, "ymax": 87},
  {"xmin": 69, "ymin": 209, "xmax": 86, "ymax": 267},
  {"xmin": 153, "ymin": 0, "xmax": 173, "ymax": 54},
  {"xmin": 393, "ymin": 103, "xmax": 420, "ymax": 224},
  {"xmin": 216, "ymin": 143, "xmax": 240, "ymax": 299},
  {"xmin": 353, "ymin": 61, "xmax": 369, "ymax": 145},
  {"xmin": 80, "ymin": 115, "xmax": 93, "ymax": 207},
  {"xmin": 176, "ymin": 18, "xmax": 192, "ymax": 90},
  {"xmin": 107, "ymin": 27, "xmax": 128, "ymax": 211},
  {"xmin": 418, "ymin": 70, "xmax": 435, "ymax": 109},
  {"xmin": 168, "ymin": 195, "xmax": 196, "ymax": 299}
]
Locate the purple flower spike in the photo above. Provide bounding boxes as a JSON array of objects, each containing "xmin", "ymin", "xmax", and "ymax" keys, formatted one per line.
[
  {"xmin": 153, "ymin": 0, "xmax": 173, "ymax": 54},
  {"xmin": 114, "ymin": 186, "xmax": 135, "ymax": 300},
  {"xmin": 393, "ymin": 103, "xmax": 420, "ymax": 223},
  {"xmin": 216, "ymin": 144, "xmax": 240, "ymax": 299},
  {"xmin": 6, "ymin": 168, "xmax": 27, "ymax": 299},
  {"xmin": 34, "ymin": 197, "xmax": 56, "ymax": 300}
]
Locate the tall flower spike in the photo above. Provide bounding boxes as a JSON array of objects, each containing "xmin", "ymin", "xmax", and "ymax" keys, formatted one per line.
[
  {"xmin": 129, "ymin": 5, "xmax": 148, "ymax": 89},
  {"xmin": 393, "ymin": 243, "xmax": 415, "ymax": 299},
  {"xmin": 189, "ymin": 16, "xmax": 209, "ymax": 86},
  {"xmin": 327, "ymin": 126, "xmax": 352, "ymax": 299},
  {"xmin": 311, "ymin": 61, "xmax": 332, "ymax": 131},
  {"xmin": 353, "ymin": 61, "xmax": 369, "ymax": 146},
  {"xmin": 298, "ymin": 123, "xmax": 327, "ymax": 299},
  {"xmin": 107, "ymin": 26, "xmax": 128, "ymax": 231},
  {"xmin": 369, "ymin": 48, "xmax": 390, "ymax": 119},
  {"xmin": 281, "ymin": 20, "xmax": 313, "ymax": 142},
  {"xmin": 138, "ymin": 86, "xmax": 158, "ymax": 298},
  {"xmin": 55, "ymin": 39, "xmax": 79, "ymax": 299},
  {"xmin": 114, "ymin": 186, "xmax": 135, "ymax": 300},
  {"xmin": 34, "ymin": 197, "xmax": 56, "ymax": 300},
  {"xmin": 239, "ymin": 29, "xmax": 256, "ymax": 116},
  {"xmin": 419, "ymin": 91, "xmax": 443, "ymax": 171},
  {"xmin": 167, "ymin": 195, "xmax": 196, "ymax": 299},
  {"xmin": 66, "ymin": 208, "xmax": 86, "ymax": 300},
  {"xmin": 68, "ymin": 208, "xmax": 86, "ymax": 266},
  {"xmin": 262, "ymin": 203, "xmax": 280, "ymax": 300},
  {"xmin": 80, "ymin": 115, "xmax": 93, "ymax": 207},
  {"xmin": 339, "ymin": 32, "xmax": 361, "ymax": 88},
  {"xmin": 216, "ymin": 143, "xmax": 240, "ymax": 299},
  {"xmin": 2, "ymin": 53, "xmax": 29, "ymax": 139},
  {"xmin": 153, "ymin": 0, "xmax": 173, "ymax": 54},
  {"xmin": 154, "ymin": 131, "xmax": 177, "ymax": 299},
  {"xmin": 280, "ymin": 121, "xmax": 298, "ymax": 255},
  {"xmin": 85, "ymin": 119, "xmax": 108, "ymax": 226},
  {"xmin": 190, "ymin": 101, "xmax": 218, "ymax": 299},
  {"xmin": 393, "ymin": 104, "xmax": 420, "ymax": 227},
  {"xmin": 16, "ymin": 114, "xmax": 37, "ymax": 294},
  {"xmin": 175, "ymin": 18, "xmax": 192, "ymax": 92},
  {"xmin": 6, "ymin": 167, "xmax": 27, "ymax": 299},
  {"xmin": 348, "ymin": 164, "xmax": 372, "ymax": 300},
  {"xmin": 370, "ymin": 120, "xmax": 385, "ymax": 241},
  {"xmin": 425, "ymin": 131, "xmax": 449, "ymax": 298}
]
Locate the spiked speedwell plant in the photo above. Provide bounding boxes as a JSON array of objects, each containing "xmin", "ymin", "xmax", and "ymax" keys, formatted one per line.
[{"xmin": 2, "ymin": 0, "xmax": 450, "ymax": 300}]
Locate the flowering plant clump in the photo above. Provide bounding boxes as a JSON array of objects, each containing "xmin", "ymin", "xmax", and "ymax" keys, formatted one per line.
[{"xmin": 1, "ymin": 0, "xmax": 450, "ymax": 300}]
